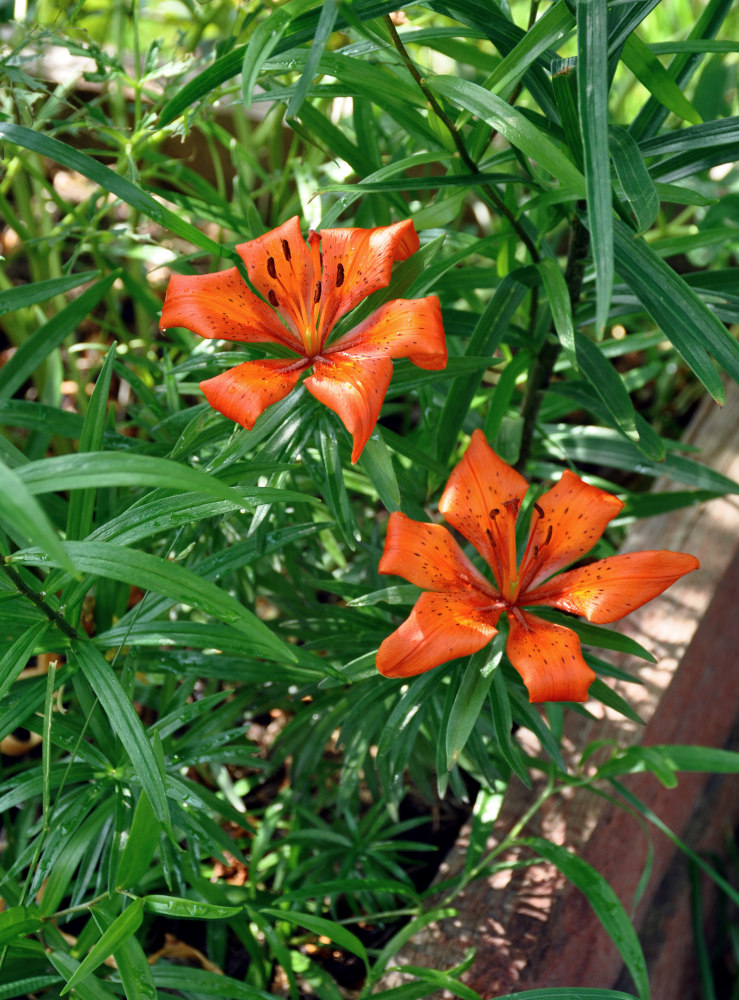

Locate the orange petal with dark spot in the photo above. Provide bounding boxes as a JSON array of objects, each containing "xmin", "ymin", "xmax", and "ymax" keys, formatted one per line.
[
  {"xmin": 517, "ymin": 469, "xmax": 624, "ymax": 594},
  {"xmin": 160, "ymin": 269, "xmax": 301, "ymax": 351},
  {"xmin": 236, "ymin": 216, "xmax": 314, "ymax": 340},
  {"xmin": 304, "ymin": 352, "xmax": 393, "ymax": 463},
  {"xmin": 439, "ymin": 429, "xmax": 529, "ymax": 593},
  {"xmin": 379, "ymin": 512, "xmax": 500, "ymax": 596},
  {"xmin": 523, "ymin": 550, "xmax": 700, "ymax": 623},
  {"xmin": 317, "ymin": 219, "xmax": 420, "ymax": 342},
  {"xmin": 506, "ymin": 610, "xmax": 595, "ymax": 703},
  {"xmin": 199, "ymin": 359, "xmax": 308, "ymax": 429},
  {"xmin": 376, "ymin": 591, "xmax": 499, "ymax": 678},
  {"xmin": 328, "ymin": 296, "xmax": 447, "ymax": 370}
]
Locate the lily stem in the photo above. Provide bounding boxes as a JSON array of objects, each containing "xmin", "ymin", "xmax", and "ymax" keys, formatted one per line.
[
  {"xmin": 2, "ymin": 560, "xmax": 79, "ymax": 641},
  {"xmin": 383, "ymin": 16, "xmax": 540, "ymax": 263},
  {"xmin": 515, "ymin": 213, "xmax": 590, "ymax": 472}
]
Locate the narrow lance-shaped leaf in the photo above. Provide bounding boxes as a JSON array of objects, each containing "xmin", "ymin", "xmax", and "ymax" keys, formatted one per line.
[
  {"xmin": 241, "ymin": 0, "xmax": 317, "ymax": 107},
  {"xmin": 520, "ymin": 837, "xmax": 650, "ymax": 1000},
  {"xmin": 621, "ymin": 33, "xmax": 702, "ymax": 126},
  {"xmin": 613, "ymin": 218, "xmax": 739, "ymax": 400},
  {"xmin": 609, "ymin": 126, "xmax": 660, "ymax": 233},
  {"xmin": 60, "ymin": 898, "xmax": 145, "ymax": 996},
  {"xmin": 13, "ymin": 540, "xmax": 294, "ymax": 662},
  {"xmin": 577, "ymin": 0, "xmax": 613, "ymax": 336},
  {"xmin": 66, "ymin": 344, "xmax": 118, "ymax": 544},
  {"xmin": 0, "ymin": 459, "xmax": 76, "ymax": 574},
  {"xmin": 0, "ymin": 271, "xmax": 99, "ymax": 317},
  {"xmin": 428, "ymin": 76, "xmax": 586, "ymax": 196}
]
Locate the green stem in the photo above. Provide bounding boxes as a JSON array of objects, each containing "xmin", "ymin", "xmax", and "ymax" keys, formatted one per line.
[
  {"xmin": 1, "ymin": 561, "xmax": 79, "ymax": 641},
  {"xmin": 383, "ymin": 16, "xmax": 540, "ymax": 263},
  {"xmin": 515, "ymin": 213, "xmax": 590, "ymax": 472}
]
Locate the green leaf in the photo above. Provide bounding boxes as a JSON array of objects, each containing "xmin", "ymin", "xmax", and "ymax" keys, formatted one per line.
[
  {"xmin": 0, "ymin": 271, "xmax": 98, "ymax": 317},
  {"xmin": 485, "ymin": 0, "xmax": 575, "ymax": 98},
  {"xmin": 0, "ymin": 619, "xmax": 49, "ymax": 703},
  {"xmin": 0, "ymin": 274, "xmax": 117, "ymax": 402},
  {"xmin": 115, "ymin": 790, "xmax": 160, "ymax": 890},
  {"xmin": 144, "ymin": 895, "xmax": 242, "ymax": 919},
  {"xmin": 575, "ymin": 332, "xmax": 637, "ymax": 441},
  {"xmin": 358, "ymin": 429, "xmax": 401, "ymax": 512},
  {"xmin": 520, "ymin": 837, "xmax": 650, "ymax": 1000},
  {"xmin": 60, "ymin": 898, "xmax": 145, "ymax": 995},
  {"xmin": 490, "ymin": 663, "xmax": 531, "ymax": 785},
  {"xmin": 577, "ymin": 0, "xmax": 613, "ymax": 336},
  {"xmin": 429, "ymin": 77, "xmax": 585, "ymax": 196},
  {"xmin": 539, "ymin": 257, "xmax": 576, "ymax": 363},
  {"xmin": 437, "ymin": 269, "xmax": 533, "ymax": 463},
  {"xmin": 446, "ymin": 641, "xmax": 502, "ymax": 770},
  {"xmin": 72, "ymin": 640, "xmax": 172, "ymax": 833},
  {"xmin": 150, "ymin": 965, "xmax": 278, "ymax": 999},
  {"xmin": 622, "ymin": 33, "xmax": 702, "ymax": 126},
  {"xmin": 0, "ymin": 905, "xmax": 43, "ymax": 946},
  {"xmin": 609, "ymin": 127, "xmax": 659, "ymax": 233},
  {"xmin": 241, "ymin": 0, "xmax": 317, "ymax": 107},
  {"xmin": 548, "ymin": 424, "xmax": 738, "ymax": 493},
  {"xmin": 613, "ymin": 219, "xmax": 739, "ymax": 400},
  {"xmin": 159, "ymin": 0, "xmax": 404, "ymax": 125},
  {"xmin": 15, "ymin": 540, "xmax": 291, "ymax": 661},
  {"xmin": 16, "ymin": 450, "xmax": 257, "ymax": 505},
  {"xmin": 48, "ymin": 951, "xmax": 119, "ymax": 1000},
  {"xmin": 40, "ymin": 800, "xmax": 115, "ymax": 916},
  {"xmin": 66, "ymin": 344, "xmax": 117, "ymax": 543},
  {"xmin": 0, "ymin": 459, "xmax": 76, "ymax": 573},
  {"xmin": 484, "ymin": 991, "xmax": 639, "ymax": 1000},
  {"xmin": 0, "ymin": 124, "xmax": 224, "ymax": 257},
  {"xmin": 287, "ymin": 0, "xmax": 337, "ymax": 119},
  {"xmin": 259, "ymin": 908, "xmax": 369, "ymax": 972},
  {"xmin": 112, "ymin": 932, "xmax": 157, "ymax": 1000}
]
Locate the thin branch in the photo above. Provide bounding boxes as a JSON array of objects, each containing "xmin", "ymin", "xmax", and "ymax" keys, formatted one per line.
[
  {"xmin": 515, "ymin": 214, "xmax": 590, "ymax": 472},
  {"xmin": 383, "ymin": 16, "xmax": 540, "ymax": 262},
  {"xmin": 2, "ymin": 560, "xmax": 79, "ymax": 641}
]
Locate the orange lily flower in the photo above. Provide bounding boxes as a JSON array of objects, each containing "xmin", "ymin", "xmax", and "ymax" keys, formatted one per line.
[
  {"xmin": 377, "ymin": 430, "xmax": 699, "ymax": 702},
  {"xmin": 159, "ymin": 216, "xmax": 446, "ymax": 462}
]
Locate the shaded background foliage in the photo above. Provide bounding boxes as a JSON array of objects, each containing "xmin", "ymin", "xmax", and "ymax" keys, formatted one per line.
[{"xmin": 0, "ymin": 1, "xmax": 738, "ymax": 998}]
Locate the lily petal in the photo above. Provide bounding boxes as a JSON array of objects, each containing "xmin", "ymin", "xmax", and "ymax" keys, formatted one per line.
[
  {"xmin": 379, "ymin": 512, "xmax": 500, "ymax": 596},
  {"xmin": 377, "ymin": 591, "xmax": 499, "ymax": 678},
  {"xmin": 506, "ymin": 610, "xmax": 595, "ymax": 703},
  {"xmin": 317, "ymin": 220, "xmax": 420, "ymax": 342},
  {"xmin": 517, "ymin": 469, "xmax": 624, "ymax": 595},
  {"xmin": 328, "ymin": 296, "xmax": 447, "ymax": 369},
  {"xmin": 304, "ymin": 353, "xmax": 393, "ymax": 463},
  {"xmin": 523, "ymin": 550, "xmax": 700, "ymax": 624},
  {"xmin": 200, "ymin": 358, "xmax": 309, "ymax": 429},
  {"xmin": 439, "ymin": 429, "xmax": 529, "ymax": 595},
  {"xmin": 160, "ymin": 269, "xmax": 301, "ymax": 351},
  {"xmin": 236, "ymin": 216, "xmax": 314, "ymax": 340}
]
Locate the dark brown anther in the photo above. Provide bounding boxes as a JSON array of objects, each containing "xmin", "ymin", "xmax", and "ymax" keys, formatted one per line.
[
  {"xmin": 268, "ymin": 289, "xmax": 279, "ymax": 307},
  {"xmin": 281, "ymin": 239, "xmax": 291, "ymax": 261},
  {"xmin": 267, "ymin": 257, "xmax": 277, "ymax": 278},
  {"xmin": 534, "ymin": 502, "xmax": 545, "ymax": 518},
  {"xmin": 336, "ymin": 262, "xmax": 345, "ymax": 287},
  {"xmin": 489, "ymin": 507, "xmax": 500, "ymax": 519},
  {"xmin": 544, "ymin": 524, "xmax": 553, "ymax": 546},
  {"xmin": 313, "ymin": 281, "xmax": 322, "ymax": 304},
  {"xmin": 504, "ymin": 497, "xmax": 521, "ymax": 518}
]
